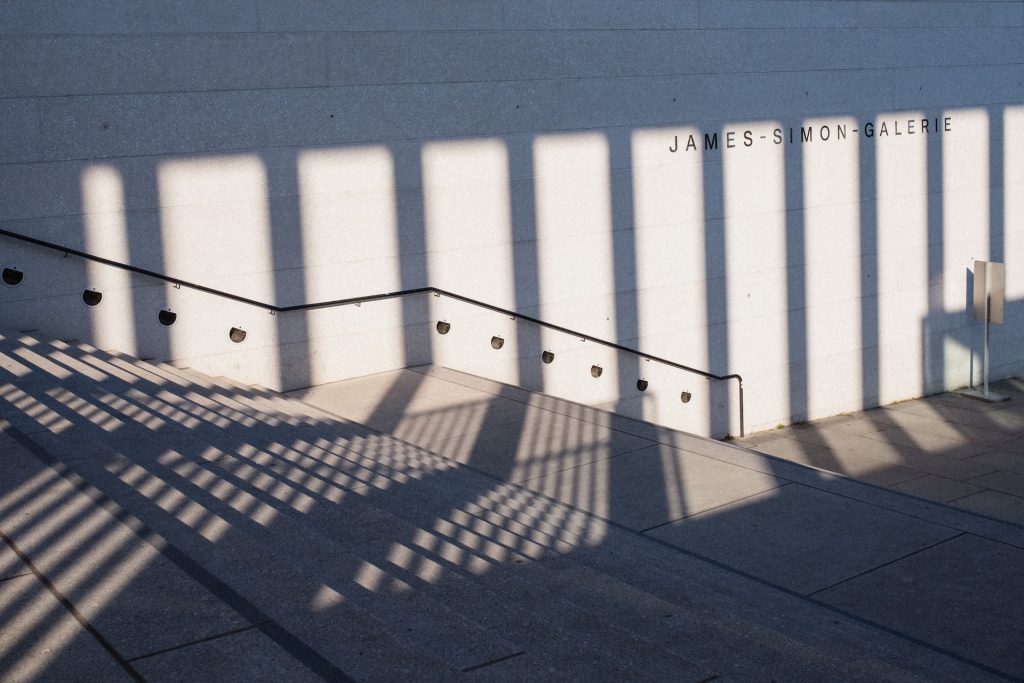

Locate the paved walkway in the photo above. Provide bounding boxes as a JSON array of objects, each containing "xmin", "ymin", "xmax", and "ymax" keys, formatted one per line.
[
  {"xmin": 2, "ymin": 331, "xmax": 1023, "ymax": 681},
  {"xmin": 738, "ymin": 379, "xmax": 1024, "ymax": 527}
]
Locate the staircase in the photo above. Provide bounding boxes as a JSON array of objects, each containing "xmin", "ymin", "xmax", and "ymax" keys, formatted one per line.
[{"xmin": 0, "ymin": 331, "xmax": 1018, "ymax": 681}]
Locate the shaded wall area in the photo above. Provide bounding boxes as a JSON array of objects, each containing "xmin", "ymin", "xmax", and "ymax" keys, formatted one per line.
[{"xmin": 1, "ymin": 1, "xmax": 1023, "ymax": 437}]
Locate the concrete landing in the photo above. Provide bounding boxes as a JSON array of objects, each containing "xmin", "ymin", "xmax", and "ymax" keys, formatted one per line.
[
  {"xmin": 738, "ymin": 380, "xmax": 1024, "ymax": 528},
  {"xmin": 293, "ymin": 365, "xmax": 1024, "ymax": 679},
  {"xmin": 2, "ymin": 333, "xmax": 1023, "ymax": 681}
]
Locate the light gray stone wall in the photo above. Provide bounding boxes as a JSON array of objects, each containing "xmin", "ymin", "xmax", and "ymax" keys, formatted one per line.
[{"xmin": 1, "ymin": 1, "xmax": 1022, "ymax": 436}]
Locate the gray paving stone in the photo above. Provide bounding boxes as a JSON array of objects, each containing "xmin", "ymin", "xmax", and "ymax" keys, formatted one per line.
[
  {"xmin": 860, "ymin": 425, "xmax": 998, "ymax": 461},
  {"xmin": 286, "ymin": 368, "xmax": 459, "ymax": 416},
  {"xmin": 524, "ymin": 443, "xmax": 784, "ymax": 531},
  {"xmin": 0, "ymin": 575, "xmax": 135, "ymax": 682},
  {"xmin": 785, "ymin": 414, "xmax": 895, "ymax": 441},
  {"xmin": 967, "ymin": 449, "xmax": 1024, "ymax": 475},
  {"xmin": 329, "ymin": 390, "xmax": 534, "ymax": 454},
  {"xmin": 0, "ymin": 539, "xmax": 29, "ymax": 581},
  {"xmin": 785, "ymin": 429, "xmax": 998, "ymax": 482},
  {"xmin": 431, "ymin": 413, "xmax": 653, "ymax": 483},
  {"xmin": 890, "ymin": 474, "xmax": 985, "ymax": 504},
  {"xmin": 951, "ymin": 490, "xmax": 1024, "ymax": 527},
  {"xmin": 556, "ymin": 525, "xmax": 1004, "ymax": 682},
  {"xmin": 967, "ymin": 470, "xmax": 1024, "ymax": 498},
  {"xmin": 816, "ymin": 533, "xmax": 1024, "ymax": 679},
  {"xmin": 647, "ymin": 483, "xmax": 959, "ymax": 595},
  {"xmin": 885, "ymin": 400, "xmax": 1021, "ymax": 440},
  {"xmin": 931, "ymin": 391, "xmax": 1014, "ymax": 414},
  {"xmin": 0, "ymin": 443, "xmax": 254, "ymax": 662},
  {"xmin": 132, "ymin": 626, "xmax": 327, "ymax": 683},
  {"xmin": 865, "ymin": 406, "xmax": 1015, "ymax": 446},
  {"xmin": 750, "ymin": 435, "xmax": 922, "ymax": 486}
]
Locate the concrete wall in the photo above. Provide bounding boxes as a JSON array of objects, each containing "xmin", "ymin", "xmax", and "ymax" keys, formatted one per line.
[{"xmin": 1, "ymin": 1, "xmax": 1022, "ymax": 437}]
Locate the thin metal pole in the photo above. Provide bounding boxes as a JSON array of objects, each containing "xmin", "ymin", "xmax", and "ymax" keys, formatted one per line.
[{"xmin": 984, "ymin": 294, "xmax": 991, "ymax": 396}]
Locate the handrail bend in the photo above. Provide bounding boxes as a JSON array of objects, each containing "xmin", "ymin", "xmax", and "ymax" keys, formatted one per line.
[{"xmin": 0, "ymin": 228, "xmax": 744, "ymax": 435}]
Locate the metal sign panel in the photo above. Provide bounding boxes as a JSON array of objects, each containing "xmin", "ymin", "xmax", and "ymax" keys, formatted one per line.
[
  {"xmin": 973, "ymin": 260, "xmax": 988, "ymax": 321},
  {"xmin": 990, "ymin": 261, "xmax": 1005, "ymax": 324},
  {"xmin": 973, "ymin": 260, "xmax": 1005, "ymax": 324}
]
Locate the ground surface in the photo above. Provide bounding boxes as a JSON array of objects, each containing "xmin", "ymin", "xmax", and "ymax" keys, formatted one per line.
[{"xmin": 1, "ymin": 332, "xmax": 1022, "ymax": 681}]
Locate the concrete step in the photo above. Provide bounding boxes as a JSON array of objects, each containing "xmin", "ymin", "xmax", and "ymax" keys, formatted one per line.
[
  {"xmin": 19, "ymin": 342, "xmax": 719, "ymax": 678},
  {"xmin": 4, "ymin": 335, "xmax": 716, "ymax": 677},
  {"xmin": 2, "ymin": 331, "xmax": 1015, "ymax": 680}
]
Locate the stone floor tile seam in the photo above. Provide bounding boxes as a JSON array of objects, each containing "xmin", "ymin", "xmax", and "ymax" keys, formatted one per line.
[
  {"xmin": 722, "ymin": 436, "xmax": 1024, "ymax": 544},
  {"xmin": 638, "ymin": 482, "xmax": 795, "ymax": 534},
  {"xmin": 511, "ymin": 440, "xmax": 657, "ymax": 486},
  {"xmin": 806, "ymin": 532, "xmax": 968, "ymax": 599},
  {"xmin": 607, "ymin": 513, "xmax": 1018, "ymax": 680},
  {"xmin": 881, "ymin": 404, "xmax": 1020, "ymax": 443},
  {"xmin": 164, "ymin": 365, "xmax": 1024, "ymax": 558},
  {"xmin": 792, "ymin": 476, "xmax": 1024, "ymax": 545},
  {"xmin": 659, "ymin": 442, "xmax": 807, "ymax": 481},
  {"xmin": 322, "ymin": 381, "xmax": 1024, "ymax": 551},
  {"xmin": 126, "ymin": 621, "xmax": 269, "ymax": 663},
  {"xmin": 858, "ymin": 430, "xmax": 1002, "ymax": 466},
  {"xmin": 9, "ymin": 350, "xmax": 1024, "ymax": 679},
  {"xmin": 408, "ymin": 364, "xmax": 661, "ymax": 439},
  {"xmin": 0, "ymin": 522, "xmax": 145, "ymax": 683},
  {"xmin": 954, "ymin": 482, "xmax": 1024, "ymax": 502},
  {"xmin": 459, "ymin": 649, "xmax": 527, "ymax": 674},
  {"xmin": 297, "ymin": 431, "xmax": 1006, "ymax": 682},
  {"xmin": 948, "ymin": 495, "xmax": 1024, "ymax": 537},
  {"xmin": 4, "ymin": 424, "xmax": 360, "ymax": 683}
]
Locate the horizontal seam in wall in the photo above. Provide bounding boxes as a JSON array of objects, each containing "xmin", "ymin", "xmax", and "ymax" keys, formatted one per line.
[
  {"xmin": 1, "ymin": 61, "xmax": 1022, "ymax": 102},
  {"xmin": 2, "ymin": 21, "xmax": 1021, "ymax": 38}
]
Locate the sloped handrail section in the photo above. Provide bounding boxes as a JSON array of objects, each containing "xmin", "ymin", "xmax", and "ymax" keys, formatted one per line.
[{"xmin": 0, "ymin": 228, "xmax": 744, "ymax": 435}]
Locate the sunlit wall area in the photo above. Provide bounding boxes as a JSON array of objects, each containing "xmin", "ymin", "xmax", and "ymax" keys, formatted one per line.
[
  {"xmin": 631, "ymin": 127, "xmax": 709, "ymax": 430},
  {"xmin": 0, "ymin": 2, "xmax": 1020, "ymax": 431},
  {"xmin": 422, "ymin": 138, "xmax": 520, "ymax": 384},
  {"xmin": 80, "ymin": 164, "xmax": 137, "ymax": 355},
  {"xmin": 799, "ymin": 117, "xmax": 862, "ymax": 418},
  {"xmin": 992, "ymin": 103, "xmax": 1024, "ymax": 379},
  {"xmin": 1004, "ymin": 106, "xmax": 1024, "ymax": 301}
]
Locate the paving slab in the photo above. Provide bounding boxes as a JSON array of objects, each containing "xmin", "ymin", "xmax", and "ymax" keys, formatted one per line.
[
  {"xmin": 286, "ymin": 369, "xmax": 458, "ymax": 417},
  {"xmin": 792, "ymin": 430, "xmax": 997, "ymax": 482},
  {"xmin": 0, "ymin": 574, "xmax": 135, "ymax": 682},
  {"xmin": 865, "ymin": 405, "xmax": 1015, "ymax": 446},
  {"xmin": 860, "ymin": 425, "xmax": 998, "ymax": 461},
  {"xmin": 349, "ymin": 391, "xmax": 534, "ymax": 454},
  {"xmin": 966, "ymin": 469, "xmax": 1024, "ymax": 498},
  {"xmin": 885, "ymin": 400, "xmax": 1021, "ymax": 441},
  {"xmin": 785, "ymin": 413, "xmax": 896, "ymax": 440},
  {"xmin": 967, "ymin": 449, "xmax": 1024, "ymax": 474},
  {"xmin": 524, "ymin": 443, "xmax": 785, "ymax": 531},
  {"xmin": 6, "ymin": 334, "xmax": 1024, "ymax": 680},
  {"xmin": 890, "ymin": 474, "xmax": 985, "ymax": 503},
  {"xmin": 431, "ymin": 410, "xmax": 654, "ymax": 483},
  {"xmin": 951, "ymin": 490, "xmax": 1024, "ymax": 526},
  {"xmin": 0, "ymin": 540, "xmax": 29, "ymax": 581},
  {"xmin": 132, "ymin": 626, "xmax": 327, "ymax": 683},
  {"xmin": 816, "ymin": 533, "xmax": 1024, "ymax": 679},
  {"xmin": 747, "ymin": 434, "xmax": 922, "ymax": 486},
  {"xmin": 647, "ymin": 483, "xmax": 960, "ymax": 595},
  {"xmin": 0, "ymin": 440, "xmax": 254, "ymax": 662}
]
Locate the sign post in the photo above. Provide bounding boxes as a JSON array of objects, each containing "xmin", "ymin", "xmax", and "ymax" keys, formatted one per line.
[{"xmin": 961, "ymin": 260, "xmax": 1009, "ymax": 402}]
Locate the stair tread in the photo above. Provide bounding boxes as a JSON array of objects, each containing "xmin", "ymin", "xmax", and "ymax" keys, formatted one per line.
[{"xmin": 0, "ymin": 330, "xmax": 1007, "ymax": 681}]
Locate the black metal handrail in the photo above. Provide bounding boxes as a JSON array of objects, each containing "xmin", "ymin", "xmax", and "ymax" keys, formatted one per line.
[{"xmin": 0, "ymin": 227, "xmax": 744, "ymax": 435}]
